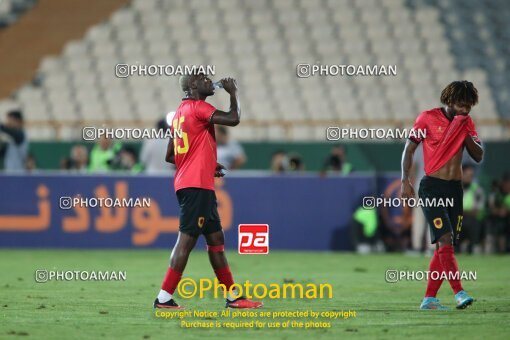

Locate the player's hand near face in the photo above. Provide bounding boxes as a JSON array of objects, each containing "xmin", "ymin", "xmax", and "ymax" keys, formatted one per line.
[
  {"xmin": 221, "ymin": 78, "xmax": 238, "ymax": 94},
  {"xmin": 210, "ymin": 77, "xmax": 241, "ymax": 127}
]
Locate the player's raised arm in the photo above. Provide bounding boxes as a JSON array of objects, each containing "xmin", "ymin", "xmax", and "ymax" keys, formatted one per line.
[
  {"xmin": 465, "ymin": 135, "xmax": 483, "ymax": 163},
  {"xmin": 165, "ymin": 137, "xmax": 175, "ymax": 164},
  {"xmin": 401, "ymin": 139, "xmax": 418, "ymax": 199},
  {"xmin": 210, "ymin": 78, "xmax": 241, "ymax": 126},
  {"xmin": 464, "ymin": 118, "xmax": 483, "ymax": 163}
]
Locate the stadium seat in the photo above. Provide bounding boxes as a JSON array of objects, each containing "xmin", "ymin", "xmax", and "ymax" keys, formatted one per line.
[
  {"xmin": 0, "ymin": 0, "xmax": 35, "ymax": 28},
  {"xmin": 4, "ymin": 0, "xmax": 506, "ymax": 141}
]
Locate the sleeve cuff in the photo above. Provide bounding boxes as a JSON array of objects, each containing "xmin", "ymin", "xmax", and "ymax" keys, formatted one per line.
[
  {"xmin": 409, "ymin": 137, "xmax": 421, "ymax": 144},
  {"xmin": 207, "ymin": 110, "xmax": 216, "ymax": 123}
]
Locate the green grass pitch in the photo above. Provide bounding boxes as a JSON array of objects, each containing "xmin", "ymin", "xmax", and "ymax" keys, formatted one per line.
[{"xmin": 1, "ymin": 250, "xmax": 509, "ymax": 339}]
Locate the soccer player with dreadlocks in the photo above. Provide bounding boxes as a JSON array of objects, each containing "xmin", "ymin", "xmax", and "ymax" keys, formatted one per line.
[{"xmin": 401, "ymin": 81, "xmax": 483, "ymax": 310}]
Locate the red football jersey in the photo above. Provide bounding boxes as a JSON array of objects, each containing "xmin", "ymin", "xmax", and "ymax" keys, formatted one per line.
[
  {"xmin": 171, "ymin": 99, "xmax": 217, "ymax": 192},
  {"xmin": 410, "ymin": 108, "xmax": 480, "ymax": 175}
]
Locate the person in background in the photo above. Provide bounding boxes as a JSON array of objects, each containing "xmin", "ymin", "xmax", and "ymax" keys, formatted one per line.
[
  {"xmin": 484, "ymin": 180, "xmax": 500, "ymax": 254},
  {"xmin": 24, "ymin": 152, "xmax": 37, "ymax": 172},
  {"xmin": 116, "ymin": 146, "xmax": 143, "ymax": 173},
  {"xmin": 460, "ymin": 164, "xmax": 485, "ymax": 254},
  {"xmin": 288, "ymin": 152, "xmax": 304, "ymax": 172},
  {"xmin": 140, "ymin": 118, "xmax": 174, "ymax": 174},
  {"xmin": 215, "ymin": 125, "xmax": 246, "ymax": 170},
  {"xmin": 270, "ymin": 150, "xmax": 305, "ymax": 173},
  {"xmin": 380, "ymin": 194, "xmax": 412, "ymax": 252},
  {"xmin": 60, "ymin": 145, "xmax": 89, "ymax": 172},
  {"xmin": 321, "ymin": 145, "xmax": 352, "ymax": 176},
  {"xmin": 88, "ymin": 136, "xmax": 122, "ymax": 172},
  {"xmin": 350, "ymin": 204, "xmax": 380, "ymax": 254},
  {"xmin": 0, "ymin": 110, "xmax": 28, "ymax": 172},
  {"xmin": 270, "ymin": 150, "xmax": 288, "ymax": 174},
  {"xmin": 485, "ymin": 174, "xmax": 510, "ymax": 253}
]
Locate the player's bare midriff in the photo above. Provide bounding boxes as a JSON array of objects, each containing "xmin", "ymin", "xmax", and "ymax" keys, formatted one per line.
[{"xmin": 428, "ymin": 147, "xmax": 463, "ymax": 181}]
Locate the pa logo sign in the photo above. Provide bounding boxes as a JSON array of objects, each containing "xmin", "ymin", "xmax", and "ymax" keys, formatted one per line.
[{"xmin": 238, "ymin": 224, "xmax": 269, "ymax": 254}]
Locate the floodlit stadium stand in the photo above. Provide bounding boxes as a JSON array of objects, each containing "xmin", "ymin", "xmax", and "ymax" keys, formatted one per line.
[
  {"xmin": 0, "ymin": 0, "xmax": 508, "ymax": 140},
  {"xmin": 0, "ymin": 0, "xmax": 36, "ymax": 28}
]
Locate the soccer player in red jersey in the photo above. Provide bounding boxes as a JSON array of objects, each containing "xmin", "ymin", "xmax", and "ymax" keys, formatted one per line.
[
  {"xmin": 401, "ymin": 81, "xmax": 483, "ymax": 310},
  {"xmin": 153, "ymin": 73, "xmax": 263, "ymax": 309}
]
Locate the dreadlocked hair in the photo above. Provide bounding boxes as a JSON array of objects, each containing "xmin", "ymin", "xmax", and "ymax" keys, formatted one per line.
[{"xmin": 440, "ymin": 80, "xmax": 479, "ymax": 107}]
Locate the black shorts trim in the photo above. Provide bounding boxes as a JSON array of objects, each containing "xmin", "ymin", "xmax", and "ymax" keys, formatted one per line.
[
  {"xmin": 176, "ymin": 187, "xmax": 222, "ymax": 237},
  {"xmin": 418, "ymin": 176, "xmax": 463, "ymax": 244}
]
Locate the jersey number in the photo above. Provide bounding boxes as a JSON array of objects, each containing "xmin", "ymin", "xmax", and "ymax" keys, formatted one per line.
[
  {"xmin": 173, "ymin": 116, "xmax": 189, "ymax": 154},
  {"xmin": 455, "ymin": 215, "xmax": 463, "ymax": 233}
]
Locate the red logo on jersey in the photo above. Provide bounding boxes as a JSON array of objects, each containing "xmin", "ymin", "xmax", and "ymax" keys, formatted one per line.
[{"xmin": 238, "ymin": 224, "xmax": 269, "ymax": 254}]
